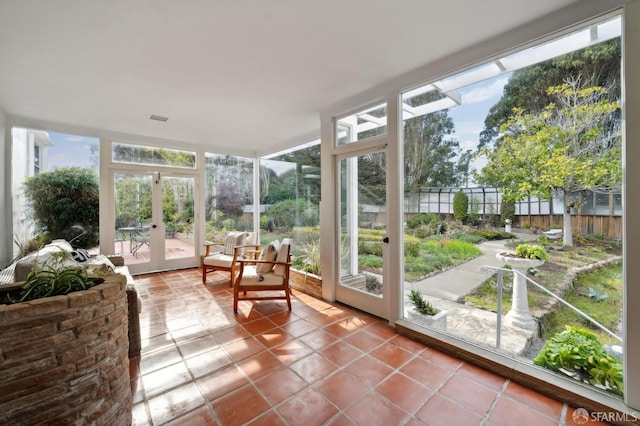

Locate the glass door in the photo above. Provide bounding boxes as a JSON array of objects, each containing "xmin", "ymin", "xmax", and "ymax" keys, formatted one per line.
[
  {"xmin": 335, "ymin": 150, "xmax": 389, "ymax": 319},
  {"xmin": 113, "ymin": 171, "xmax": 197, "ymax": 274}
]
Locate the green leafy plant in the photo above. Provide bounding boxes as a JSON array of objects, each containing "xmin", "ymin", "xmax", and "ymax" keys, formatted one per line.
[
  {"xmin": 409, "ymin": 289, "xmax": 439, "ymax": 315},
  {"xmin": 406, "ymin": 213, "xmax": 438, "ymax": 229},
  {"xmin": 533, "ymin": 325, "xmax": 623, "ymax": 396},
  {"xmin": 292, "ymin": 239, "xmax": 321, "ymax": 275},
  {"xmin": 587, "ymin": 284, "xmax": 609, "ymax": 302},
  {"xmin": 515, "ymin": 243, "xmax": 549, "ymax": 261},
  {"xmin": 16, "ymin": 267, "xmax": 96, "ymax": 303},
  {"xmin": 23, "ymin": 167, "xmax": 100, "ymax": 247},
  {"xmin": 453, "ymin": 191, "xmax": 469, "ymax": 223},
  {"xmin": 473, "ymin": 230, "xmax": 515, "ymax": 240}
]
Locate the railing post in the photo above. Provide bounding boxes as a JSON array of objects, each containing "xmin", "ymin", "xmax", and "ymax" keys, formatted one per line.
[{"xmin": 496, "ymin": 270, "xmax": 502, "ymax": 349}]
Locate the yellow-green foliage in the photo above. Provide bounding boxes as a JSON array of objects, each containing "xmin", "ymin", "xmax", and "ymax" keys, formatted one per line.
[
  {"xmin": 404, "ymin": 235, "xmax": 420, "ymax": 257},
  {"xmin": 350, "ymin": 229, "xmax": 420, "ymax": 257},
  {"xmin": 292, "ymin": 227, "xmax": 320, "ymax": 245}
]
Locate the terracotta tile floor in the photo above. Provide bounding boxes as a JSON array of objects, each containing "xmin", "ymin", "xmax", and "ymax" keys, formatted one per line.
[{"xmin": 130, "ymin": 269, "xmax": 610, "ymax": 425}]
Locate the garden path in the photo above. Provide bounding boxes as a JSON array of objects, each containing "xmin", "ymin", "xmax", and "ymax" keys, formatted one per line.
[
  {"xmin": 403, "ymin": 231, "xmax": 540, "ymax": 355},
  {"xmin": 412, "ymin": 232, "xmax": 537, "ymax": 303}
]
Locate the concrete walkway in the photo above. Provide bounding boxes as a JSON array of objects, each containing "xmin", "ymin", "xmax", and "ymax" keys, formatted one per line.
[
  {"xmin": 411, "ymin": 232, "xmax": 538, "ymax": 303},
  {"xmin": 403, "ymin": 232, "xmax": 541, "ymax": 355}
]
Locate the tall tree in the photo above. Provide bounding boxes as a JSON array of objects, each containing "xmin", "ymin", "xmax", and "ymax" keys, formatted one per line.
[
  {"xmin": 262, "ymin": 144, "xmax": 321, "ymax": 205},
  {"xmin": 478, "ymin": 39, "xmax": 620, "ymax": 149},
  {"xmin": 476, "ymin": 81, "xmax": 621, "ymax": 246},
  {"xmin": 403, "ymin": 92, "xmax": 470, "ymax": 188}
]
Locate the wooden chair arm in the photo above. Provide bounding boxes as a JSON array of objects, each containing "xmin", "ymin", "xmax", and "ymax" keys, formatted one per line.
[
  {"xmin": 203, "ymin": 242, "xmax": 223, "ymax": 257},
  {"xmin": 232, "ymin": 244, "xmax": 261, "ymax": 261}
]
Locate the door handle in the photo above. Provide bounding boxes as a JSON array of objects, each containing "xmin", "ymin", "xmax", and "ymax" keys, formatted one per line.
[
  {"xmin": 383, "ymin": 236, "xmax": 389, "ymax": 243},
  {"xmin": 151, "ymin": 224, "xmax": 158, "ymax": 229}
]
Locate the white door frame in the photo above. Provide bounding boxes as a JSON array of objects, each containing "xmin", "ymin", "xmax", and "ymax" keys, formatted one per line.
[
  {"xmin": 320, "ymin": 93, "xmax": 401, "ymax": 322},
  {"xmin": 99, "ymin": 141, "xmax": 200, "ymax": 275}
]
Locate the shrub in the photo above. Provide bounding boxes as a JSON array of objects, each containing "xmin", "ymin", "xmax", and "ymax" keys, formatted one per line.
[
  {"xmin": 406, "ymin": 213, "xmax": 438, "ymax": 229},
  {"xmin": 453, "ymin": 191, "xmax": 468, "ymax": 223},
  {"xmin": 365, "ymin": 274, "xmax": 382, "ymax": 293},
  {"xmin": 473, "ymin": 230, "xmax": 515, "ymax": 240},
  {"xmin": 404, "ymin": 235, "xmax": 420, "ymax": 257},
  {"xmin": 450, "ymin": 231, "xmax": 484, "ymax": 244},
  {"xmin": 266, "ymin": 199, "xmax": 319, "ymax": 229},
  {"xmin": 500, "ymin": 200, "xmax": 515, "ymax": 224},
  {"xmin": 413, "ymin": 223, "xmax": 435, "ymax": 239},
  {"xmin": 23, "ymin": 167, "xmax": 100, "ymax": 247},
  {"xmin": 359, "ymin": 240, "xmax": 383, "ymax": 256},
  {"xmin": 292, "ymin": 227, "xmax": 320, "ymax": 245},
  {"xmin": 515, "ymin": 243, "xmax": 549, "ymax": 261},
  {"xmin": 533, "ymin": 326, "xmax": 623, "ymax": 396}
]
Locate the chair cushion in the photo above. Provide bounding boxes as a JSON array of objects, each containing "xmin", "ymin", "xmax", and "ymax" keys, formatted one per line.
[
  {"xmin": 223, "ymin": 232, "xmax": 247, "ymax": 256},
  {"xmin": 203, "ymin": 252, "xmax": 235, "ymax": 267},
  {"xmin": 238, "ymin": 265, "xmax": 284, "ymax": 286},
  {"xmin": 256, "ymin": 240, "xmax": 279, "ymax": 274},
  {"xmin": 273, "ymin": 238, "xmax": 290, "ymax": 276},
  {"xmin": 245, "ymin": 232, "xmax": 259, "ymax": 246}
]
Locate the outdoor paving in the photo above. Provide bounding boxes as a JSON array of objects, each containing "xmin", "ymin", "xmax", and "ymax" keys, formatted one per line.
[{"xmin": 405, "ymin": 231, "xmax": 541, "ymax": 356}]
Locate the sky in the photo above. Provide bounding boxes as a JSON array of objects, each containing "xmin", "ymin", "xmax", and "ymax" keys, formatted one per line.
[
  {"xmin": 447, "ymin": 74, "xmax": 511, "ymax": 175},
  {"xmin": 47, "ymin": 132, "xmax": 99, "ymax": 171}
]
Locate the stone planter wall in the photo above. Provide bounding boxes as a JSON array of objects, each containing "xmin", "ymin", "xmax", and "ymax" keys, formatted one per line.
[
  {"xmin": 0, "ymin": 277, "xmax": 132, "ymax": 425},
  {"xmin": 289, "ymin": 268, "xmax": 322, "ymax": 299}
]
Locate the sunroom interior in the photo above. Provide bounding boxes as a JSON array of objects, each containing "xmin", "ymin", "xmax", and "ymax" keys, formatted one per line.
[{"xmin": 1, "ymin": 0, "xmax": 640, "ymax": 423}]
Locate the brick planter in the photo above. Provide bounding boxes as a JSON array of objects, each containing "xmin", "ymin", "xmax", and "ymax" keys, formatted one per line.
[
  {"xmin": 289, "ymin": 268, "xmax": 322, "ymax": 299},
  {"xmin": 0, "ymin": 276, "xmax": 132, "ymax": 425}
]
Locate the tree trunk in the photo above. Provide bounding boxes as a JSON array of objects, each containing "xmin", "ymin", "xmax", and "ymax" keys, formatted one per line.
[{"xmin": 563, "ymin": 192, "xmax": 573, "ymax": 246}]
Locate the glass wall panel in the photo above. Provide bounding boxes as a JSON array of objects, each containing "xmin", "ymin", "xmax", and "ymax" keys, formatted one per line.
[
  {"xmin": 260, "ymin": 142, "xmax": 321, "ymax": 276},
  {"xmin": 401, "ymin": 16, "xmax": 623, "ymax": 398},
  {"xmin": 338, "ymin": 152, "xmax": 386, "ymax": 296},
  {"xmin": 113, "ymin": 142, "xmax": 196, "ymax": 168},
  {"xmin": 204, "ymin": 153, "xmax": 254, "ymax": 244},
  {"xmin": 11, "ymin": 128, "xmax": 100, "ymax": 255}
]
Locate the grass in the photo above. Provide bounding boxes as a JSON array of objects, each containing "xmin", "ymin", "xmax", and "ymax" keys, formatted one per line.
[
  {"xmin": 465, "ymin": 236, "xmax": 622, "ymax": 345},
  {"xmin": 542, "ymin": 263, "xmax": 622, "ymax": 345},
  {"xmin": 403, "ymin": 236, "xmax": 481, "ymax": 281}
]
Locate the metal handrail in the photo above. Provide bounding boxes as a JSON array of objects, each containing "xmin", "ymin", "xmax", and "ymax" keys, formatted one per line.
[{"xmin": 480, "ymin": 265, "xmax": 622, "ymax": 349}]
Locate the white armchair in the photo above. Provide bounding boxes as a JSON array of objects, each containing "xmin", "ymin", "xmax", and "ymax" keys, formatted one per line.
[
  {"xmin": 202, "ymin": 232, "xmax": 259, "ymax": 285},
  {"xmin": 233, "ymin": 238, "xmax": 292, "ymax": 313}
]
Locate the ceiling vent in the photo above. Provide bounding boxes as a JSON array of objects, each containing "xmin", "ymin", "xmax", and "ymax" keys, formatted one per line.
[{"xmin": 149, "ymin": 115, "xmax": 169, "ymax": 122}]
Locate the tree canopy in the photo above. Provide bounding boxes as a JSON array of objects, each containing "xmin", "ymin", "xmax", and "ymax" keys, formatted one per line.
[
  {"xmin": 476, "ymin": 81, "xmax": 621, "ymax": 245},
  {"xmin": 404, "ymin": 92, "xmax": 472, "ymax": 188},
  {"xmin": 479, "ymin": 39, "xmax": 620, "ymax": 149}
]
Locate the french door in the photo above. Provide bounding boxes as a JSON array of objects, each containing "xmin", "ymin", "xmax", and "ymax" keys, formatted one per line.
[
  {"xmin": 335, "ymin": 149, "xmax": 390, "ymax": 319},
  {"xmin": 111, "ymin": 171, "xmax": 198, "ymax": 274}
]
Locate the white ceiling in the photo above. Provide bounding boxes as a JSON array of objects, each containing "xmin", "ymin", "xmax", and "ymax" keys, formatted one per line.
[{"xmin": 0, "ymin": 0, "xmax": 583, "ymax": 157}]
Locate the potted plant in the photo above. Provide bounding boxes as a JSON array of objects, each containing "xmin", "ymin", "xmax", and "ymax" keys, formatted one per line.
[{"xmin": 406, "ymin": 289, "xmax": 447, "ymax": 332}]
